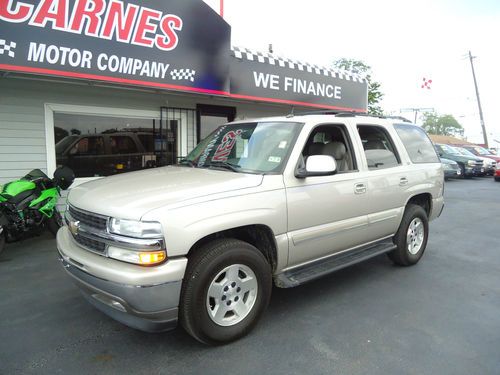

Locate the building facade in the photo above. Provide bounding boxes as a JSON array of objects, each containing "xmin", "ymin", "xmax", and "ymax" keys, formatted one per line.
[{"xmin": 0, "ymin": 0, "xmax": 367, "ymax": 186}]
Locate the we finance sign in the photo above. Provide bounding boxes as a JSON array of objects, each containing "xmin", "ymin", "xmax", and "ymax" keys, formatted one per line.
[{"xmin": 0, "ymin": 0, "xmax": 231, "ymax": 94}]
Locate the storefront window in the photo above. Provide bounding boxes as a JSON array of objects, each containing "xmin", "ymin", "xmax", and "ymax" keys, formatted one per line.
[{"xmin": 54, "ymin": 109, "xmax": 195, "ymax": 178}]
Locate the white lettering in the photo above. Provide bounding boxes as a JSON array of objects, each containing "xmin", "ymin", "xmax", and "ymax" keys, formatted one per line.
[
  {"xmin": 97, "ymin": 53, "xmax": 108, "ymax": 70},
  {"xmin": 28, "ymin": 42, "xmax": 46, "ymax": 62},
  {"xmin": 253, "ymin": 71, "xmax": 272, "ymax": 88}
]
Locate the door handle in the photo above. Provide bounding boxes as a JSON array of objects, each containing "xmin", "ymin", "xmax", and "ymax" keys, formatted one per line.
[
  {"xmin": 354, "ymin": 183, "xmax": 366, "ymax": 194},
  {"xmin": 399, "ymin": 177, "xmax": 408, "ymax": 186}
]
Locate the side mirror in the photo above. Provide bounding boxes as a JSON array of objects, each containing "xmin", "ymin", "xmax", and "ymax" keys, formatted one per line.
[{"xmin": 296, "ymin": 155, "xmax": 337, "ymax": 178}]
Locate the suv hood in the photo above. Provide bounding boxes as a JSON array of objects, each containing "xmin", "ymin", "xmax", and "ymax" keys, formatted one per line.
[{"xmin": 68, "ymin": 166, "xmax": 264, "ymax": 220}]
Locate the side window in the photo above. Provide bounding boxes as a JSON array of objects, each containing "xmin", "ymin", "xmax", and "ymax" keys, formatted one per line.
[
  {"xmin": 302, "ymin": 124, "xmax": 357, "ymax": 172},
  {"xmin": 137, "ymin": 134, "xmax": 154, "ymax": 152},
  {"xmin": 358, "ymin": 125, "xmax": 400, "ymax": 170},
  {"xmin": 110, "ymin": 136, "xmax": 138, "ymax": 154},
  {"xmin": 394, "ymin": 124, "xmax": 439, "ymax": 163},
  {"xmin": 69, "ymin": 137, "xmax": 104, "ymax": 156}
]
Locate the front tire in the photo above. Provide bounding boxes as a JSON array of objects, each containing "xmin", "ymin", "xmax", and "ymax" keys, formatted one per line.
[
  {"xmin": 180, "ymin": 239, "xmax": 272, "ymax": 345},
  {"xmin": 0, "ymin": 231, "xmax": 5, "ymax": 255},
  {"xmin": 47, "ymin": 211, "xmax": 63, "ymax": 236},
  {"xmin": 388, "ymin": 204, "xmax": 429, "ymax": 266}
]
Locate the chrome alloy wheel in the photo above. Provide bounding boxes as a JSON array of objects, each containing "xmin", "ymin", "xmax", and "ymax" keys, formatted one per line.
[
  {"xmin": 206, "ymin": 264, "xmax": 258, "ymax": 327},
  {"xmin": 407, "ymin": 218, "xmax": 425, "ymax": 255}
]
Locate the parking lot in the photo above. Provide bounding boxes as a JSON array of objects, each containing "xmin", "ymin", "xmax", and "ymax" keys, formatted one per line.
[{"xmin": 0, "ymin": 177, "xmax": 499, "ymax": 375}]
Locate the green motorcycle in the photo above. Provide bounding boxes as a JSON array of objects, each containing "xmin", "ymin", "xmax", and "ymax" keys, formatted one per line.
[{"xmin": 0, "ymin": 167, "xmax": 74, "ymax": 254}]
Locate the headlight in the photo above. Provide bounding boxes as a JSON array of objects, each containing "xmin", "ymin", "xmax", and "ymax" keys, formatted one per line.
[
  {"xmin": 109, "ymin": 218, "xmax": 162, "ymax": 238},
  {"xmin": 467, "ymin": 160, "xmax": 476, "ymax": 166},
  {"xmin": 108, "ymin": 247, "xmax": 166, "ymax": 266}
]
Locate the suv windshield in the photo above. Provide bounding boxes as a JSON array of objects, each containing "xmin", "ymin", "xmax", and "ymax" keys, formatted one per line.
[
  {"xmin": 55, "ymin": 135, "xmax": 79, "ymax": 154},
  {"xmin": 184, "ymin": 122, "xmax": 303, "ymax": 174},
  {"xmin": 471, "ymin": 146, "xmax": 492, "ymax": 155},
  {"xmin": 455, "ymin": 147, "xmax": 476, "ymax": 157}
]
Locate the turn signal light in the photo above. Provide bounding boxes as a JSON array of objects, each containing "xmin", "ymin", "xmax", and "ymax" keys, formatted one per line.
[{"xmin": 139, "ymin": 251, "xmax": 166, "ymax": 266}]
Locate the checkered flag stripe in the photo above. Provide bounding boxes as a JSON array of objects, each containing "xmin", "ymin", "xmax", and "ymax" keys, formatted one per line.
[
  {"xmin": 231, "ymin": 46, "xmax": 366, "ymax": 83},
  {"xmin": 170, "ymin": 69, "xmax": 196, "ymax": 82},
  {"xmin": 0, "ymin": 39, "xmax": 16, "ymax": 58}
]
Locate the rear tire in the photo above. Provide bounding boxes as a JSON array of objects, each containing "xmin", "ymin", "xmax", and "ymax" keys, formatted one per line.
[
  {"xmin": 388, "ymin": 204, "xmax": 429, "ymax": 266},
  {"xmin": 47, "ymin": 211, "xmax": 63, "ymax": 237},
  {"xmin": 180, "ymin": 239, "xmax": 272, "ymax": 345}
]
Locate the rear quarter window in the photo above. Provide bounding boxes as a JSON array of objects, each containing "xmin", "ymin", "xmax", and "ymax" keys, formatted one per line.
[{"xmin": 394, "ymin": 124, "xmax": 440, "ymax": 163}]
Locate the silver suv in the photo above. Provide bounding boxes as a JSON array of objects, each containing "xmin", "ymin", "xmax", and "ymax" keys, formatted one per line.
[{"xmin": 57, "ymin": 113, "xmax": 444, "ymax": 344}]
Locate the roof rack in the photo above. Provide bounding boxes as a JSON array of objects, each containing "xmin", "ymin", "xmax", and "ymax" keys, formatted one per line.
[{"xmin": 286, "ymin": 110, "xmax": 414, "ymax": 124}]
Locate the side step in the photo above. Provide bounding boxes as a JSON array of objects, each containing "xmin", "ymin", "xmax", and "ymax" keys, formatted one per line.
[{"xmin": 275, "ymin": 239, "xmax": 396, "ymax": 288}]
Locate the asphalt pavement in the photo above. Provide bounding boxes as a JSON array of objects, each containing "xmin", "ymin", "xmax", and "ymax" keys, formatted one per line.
[{"xmin": 0, "ymin": 177, "xmax": 499, "ymax": 375}]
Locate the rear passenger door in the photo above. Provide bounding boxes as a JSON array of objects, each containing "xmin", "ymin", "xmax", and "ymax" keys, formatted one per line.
[{"xmin": 356, "ymin": 124, "xmax": 410, "ymax": 241}]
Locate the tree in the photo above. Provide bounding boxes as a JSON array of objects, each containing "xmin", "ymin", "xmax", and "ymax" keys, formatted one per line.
[
  {"xmin": 332, "ymin": 58, "xmax": 384, "ymax": 115},
  {"xmin": 421, "ymin": 113, "xmax": 464, "ymax": 137}
]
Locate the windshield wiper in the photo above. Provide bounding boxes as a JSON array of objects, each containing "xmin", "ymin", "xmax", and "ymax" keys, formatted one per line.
[{"xmin": 206, "ymin": 161, "xmax": 241, "ymax": 172}]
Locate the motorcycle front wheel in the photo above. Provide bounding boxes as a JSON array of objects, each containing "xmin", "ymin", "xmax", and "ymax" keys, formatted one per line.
[
  {"xmin": 0, "ymin": 231, "xmax": 5, "ymax": 255},
  {"xmin": 47, "ymin": 211, "xmax": 63, "ymax": 237}
]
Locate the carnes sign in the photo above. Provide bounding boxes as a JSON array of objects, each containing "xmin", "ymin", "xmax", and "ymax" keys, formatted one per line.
[{"xmin": 0, "ymin": 0, "xmax": 231, "ymax": 94}]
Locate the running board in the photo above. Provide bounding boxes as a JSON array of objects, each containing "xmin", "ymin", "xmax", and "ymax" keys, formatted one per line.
[{"xmin": 275, "ymin": 239, "xmax": 396, "ymax": 288}]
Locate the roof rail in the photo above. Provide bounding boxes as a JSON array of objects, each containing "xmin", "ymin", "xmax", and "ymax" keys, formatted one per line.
[
  {"xmin": 287, "ymin": 109, "xmax": 370, "ymax": 117},
  {"xmin": 286, "ymin": 110, "xmax": 414, "ymax": 124}
]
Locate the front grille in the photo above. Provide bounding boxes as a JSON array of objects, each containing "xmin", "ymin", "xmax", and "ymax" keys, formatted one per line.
[
  {"xmin": 74, "ymin": 235, "xmax": 106, "ymax": 254},
  {"xmin": 69, "ymin": 205, "xmax": 108, "ymax": 231}
]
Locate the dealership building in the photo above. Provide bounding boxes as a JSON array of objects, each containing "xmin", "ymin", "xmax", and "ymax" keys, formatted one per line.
[{"xmin": 0, "ymin": 0, "xmax": 367, "ymax": 186}]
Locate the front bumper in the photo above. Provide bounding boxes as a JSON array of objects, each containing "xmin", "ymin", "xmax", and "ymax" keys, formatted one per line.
[
  {"xmin": 57, "ymin": 226, "xmax": 187, "ymax": 332},
  {"xmin": 444, "ymin": 168, "xmax": 460, "ymax": 179}
]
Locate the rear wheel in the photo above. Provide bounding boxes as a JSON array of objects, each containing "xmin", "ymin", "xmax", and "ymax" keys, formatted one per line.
[
  {"xmin": 388, "ymin": 204, "xmax": 429, "ymax": 266},
  {"xmin": 47, "ymin": 211, "xmax": 63, "ymax": 237},
  {"xmin": 180, "ymin": 239, "xmax": 272, "ymax": 345}
]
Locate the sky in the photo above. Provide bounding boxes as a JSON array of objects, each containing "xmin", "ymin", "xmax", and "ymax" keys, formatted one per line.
[{"xmin": 203, "ymin": 0, "xmax": 500, "ymax": 148}]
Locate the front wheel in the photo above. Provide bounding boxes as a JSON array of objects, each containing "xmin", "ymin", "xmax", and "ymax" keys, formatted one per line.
[
  {"xmin": 0, "ymin": 230, "xmax": 5, "ymax": 255},
  {"xmin": 47, "ymin": 211, "xmax": 63, "ymax": 237},
  {"xmin": 180, "ymin": 239, "xmax": 272, "ymax": 345},
  {"xmin": 388, "ymin": 204, "xmax": 429, "ymax": 266}
]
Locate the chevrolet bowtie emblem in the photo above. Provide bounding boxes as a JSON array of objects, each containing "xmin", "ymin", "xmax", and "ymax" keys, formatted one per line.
[{"xmin": 69, "ymin": 220, "xmax": 80, "ymax": 236}]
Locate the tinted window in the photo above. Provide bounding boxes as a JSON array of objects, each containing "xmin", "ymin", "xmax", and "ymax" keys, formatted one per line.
[
  {"xmin": 358, "ymin": 125, "xmax": 400, "ymax": 170},
  {"xmin": 138, "ymin": 134, "xmax": 154, "ymax": 152},
  {"xmin": 110, "ymin": 136, "xmax": 137, "ymax": 154},
  {"xmin": 394, "ymin": 124, "xmax": 440, "ymax": 163},
  {"xmin": 70, "ymin": 137, "xmax": 104, "ymax": 156}
]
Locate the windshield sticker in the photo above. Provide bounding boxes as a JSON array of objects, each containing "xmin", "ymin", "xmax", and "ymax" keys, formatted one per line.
[
  {"xmin": 197, "ymin": 126, "xmax": 227, "ymax": 167},
  {"xmin": 278, "ymin": 141, "xmax": 287, "ymax": 149},
  {"xmin": 268, "ymin": 156, "xmax": 281, "ymax": 163},
  {"xmin": 212, "ymin": 130, "xmax": 243, "ymax": 162}
]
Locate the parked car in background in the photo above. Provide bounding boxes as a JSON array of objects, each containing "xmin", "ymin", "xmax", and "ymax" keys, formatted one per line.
[
  {"xmin": 441, "ymin": 158, "xmax": 461, "ymax": 180},
  {"xmin": 461, "ymin": 145, "xmax": 500, "ymax": 165},
  {"xmin": 454, "ymin": 147, "xmax": 495, "ymax": 176},
  {"xmin": 434, "ymin": 144, "xmax": 484, "ymax": 178},
  {"xmin": 495, "ymin": 167, "xmax": 500, "ymax": 182},
  {"xmin": 56, "ymin": 132, "xmax": 158, "ymax": 178}
]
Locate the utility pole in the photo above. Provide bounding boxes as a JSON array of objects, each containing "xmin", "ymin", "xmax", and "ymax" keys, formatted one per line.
[
  {"xmin": 468, "ymin": 51, "xmax": 488, "ymax": 147},
  {"xmin": 400, "ymin": 108, "xmax": 434, "ymax": 124}
]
